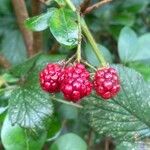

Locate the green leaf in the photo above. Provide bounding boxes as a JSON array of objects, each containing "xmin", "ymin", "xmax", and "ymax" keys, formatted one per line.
[
  {"xmin": 25, "ymin": 8, "xmax": 56, "ymax": 31},
  {"xmin": 1, "ymin": 30, "xmax": 27, "ymax": 65},
  {"xmin": 2, "ymin": 73, "xmax": 18, "ymax": 83},
  {"xmin": 54, "ymin": 0, "xmax": 65, "ymax": 6},
  {"xmin": 35, "ymin": 54, "xmax": 66, "ymax": 70},
  {"xmin": 118, "ymin": 26, "xmax": 138, "ymax": 63},
  {"xmin": 0, "ymin": 98, "xmax": 8, "ymax": 117},
  {"xmin": 111, "ymin": 13, "xmax": 135, "ymax": 26},
  {"xmin": 9, "ymin": 53, "xmax": 65, "ymax": 77},
  {"xmin": 128, "ymin": 62, "xmax": 150, "ymax": 82},
  {"xmin": 49, "ymin": 8, "xmax": 78, "ymax": 46},
  {"xmin": 8, "ymin": 86, "xmax": 53, "ymax": 129},
  {"xmin": 85, "ymin": 43, "xmax": 113, "ymax": 67},
  {"xmin": 116, "ymin": 141, "xmax": 149, "ymax": 150},
  {"xmin": 0, "ymin": 87, "xmax": 12, "ymax": 117},
  {"xmin": 134, "ymin": 33, "xmax": 150, "ymax": 61},
  {"xmin": 46, "ymin": 117, "xmax": 61, "ymax": 141},
  {"xmin": 122, "ymin": 0, "xmax": 149, "ymax": 13},
  {"xmin": 83, "ymin": 65, "xmax": 150, "ymax": 142},
  {"xmin": 50, "ymin": 133, "xmax": 87, "ymax": 150},
  {"xmin": 58, "ymin": 104, "xmax": 78, "ymax": 120},
  {"xmin": 9, "ymin": 53, "xmax": 42, "ymax": 77},
  {"xmin": 72, "ymin": 0, "xmax": 84, "ymax": 6},
  {"xmin": 8, "ymin": 54, "xmax": 66, "ymax": 128},
  {"xmin": 118, "ymin": 27, "xmax": 150, "ymax": 63},
  {"xmin": 0, "ymin": 0, "xmax": 12, "ymax": 15},
  {"xmin": 1, "ymin": 116, "xmax": 47, "ymax": 150},
  {"xmin": 8, "ymin": 65, "xmax": 53, "ymax": 128}
]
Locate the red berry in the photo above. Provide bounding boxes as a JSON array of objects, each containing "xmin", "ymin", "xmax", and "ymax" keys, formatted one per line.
[
  {"xmin": 61, "ymin": 63, "xmax": 92, "ymax": 102},
  {"xmin": 39, "ymin": 63, "xmax": 63, "ymax": 93},
  {"xmin": 93, "ymin": 67, "xmax": 120, "ymax": 99}
]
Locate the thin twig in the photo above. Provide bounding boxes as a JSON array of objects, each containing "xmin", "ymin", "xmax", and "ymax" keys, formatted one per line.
[
  {"xmin": 87, "ymin": 129, "xmax": 94, "ymax": 150},
  {"xmin": 80, "ymin": 0, "xmax": 91, "ymax": 13},
  {"xmin": 12, "ymin": 0, "xmax": 34, "ymax": 57},
  {"xmin": 81, "ymin": 60, "xmax": 97, "ymax": 71},
  {"xmin": 65, "ymin": 54, "xmax": 76, "ymax": 65},
  {"xmin": 39, "ymin": 0, "xmax": 51, "ymax": 5},
  {"xmin": 32, "ymin": 0, "xmax": 43, "ymax": 53},
  {"xmin": 64, "ymin": 0, "xmax": 107, "ymax": 66},
  {"xmin": 83, "ymin": 0, "xmax": 112, "ymax": 15},
  {"xmin": 49, "ymin": 42, "xmax": 60, "ymax": 54},
  {"xmin": 105, "ymin": 138, "xmax": 110, "ymax": 150},
  {"xmin": 77, "ymin": 10, "xmax": 82, "ymax": 62},
  {"xmin": 0, "ymin": 54, "xmax": 11, "ymax": 69},
  {"xmin": 51, "ymin": 96, "xmax": 83, "ymax": 109}
]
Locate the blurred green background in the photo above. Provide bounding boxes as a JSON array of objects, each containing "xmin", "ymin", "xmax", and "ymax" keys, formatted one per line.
[{"xmin": 0, "ymin": 0, "xmax": 150, "ymax": 150}]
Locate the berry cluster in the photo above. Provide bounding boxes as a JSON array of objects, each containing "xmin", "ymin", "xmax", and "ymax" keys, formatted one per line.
[
  {"xmin": 93, "ymin": 67, "xmax": 120, "ymax": 99},
  {"xmin": 39, "ymin": 63, "xmax": 120, "ymax": 102},
  {"xmin": 39, "ymin": 64, "xmax": 63, "ymax": 93},
  {"xmin": 61, "ymin": 63, "xmax": 92, "ymax": 102}
]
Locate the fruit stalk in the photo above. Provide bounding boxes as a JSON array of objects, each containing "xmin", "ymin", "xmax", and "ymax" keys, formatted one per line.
[
  {"xmin": 77, "ymin": 11, "xmax": 82, "ymax": 62},
  {"xmin": 64, "ymin": 0, "xmax": 107, "ymax": 67},
  {"xmin": 51, "ymin": 96, "xmax": 83, "ymax": 108},
  {"xmin": 81, "ymin": 19, "xmax": 107, "ymax": 66}
]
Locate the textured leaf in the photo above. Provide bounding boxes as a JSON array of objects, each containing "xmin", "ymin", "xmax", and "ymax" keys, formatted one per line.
[
  {"xmin": 9, "ymin": 53, "xmax": 65, "ymax": 77},
  {"xmin": 1, "ymin": 116, "xmax": 47, "ymax": 150},
  {"xmin": 9, "ymin": 55, "xmax": 68, "ymax": 128},
  {"xmin": 1, "ymin": 29, "xmax": 27, "ymax": 65},
  {"xmin": 8, "ymin": 54, "xmax": 66, "ymax": 128},
  {"xmin": 9, "ymin": 86, "xmax": 53, "ymax": 128},
  {"xmin": 25, "ymin": 8, "xmax": 56, "ymax": 31},
  {"xmin": 116, "ymin": 141, "xmax": 149, "ymax": 150},
  {"xmin": 8, "ymin": 67, "xmax": 53, "ymax": 128},
  {"xmin": 83, "ymin": 65, "xmax": 150, "ymax": 142},
  {"xmin": 50, "ymin": 133, "xmax": 87, "ymax": 150},
  {"xmin": 9, "ymin": 53, "xmax": 42, "ymax": 77},
  {"xmin": 2, "ymin": 73, "xmax": 18, "ymax": 83},
  {"xmin": 35, "ymin": 54, "xmax": 66, "ymax": 70},
  {"xmin": 49, "ymin": 8, "xmax": 78, "ymax": 46},
  {"xmin": 118, "ymin": 26, "xmax": 138, "ymax": 63},
  {"xmin": 85, "ymin": 43, "xmax": 113, "ymax": 67},
  {"xmin": 0, "ymin": 89, "xmax": 9, "ymax": 115}
]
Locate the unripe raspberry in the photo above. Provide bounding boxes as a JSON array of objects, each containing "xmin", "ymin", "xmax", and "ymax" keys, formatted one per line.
[
  {"xmin": 39, "ymin": 63, "xmax": 63, "ymax": 93},
  {"xmin": 93, "ymin": 67, "xmax": 120, "ymax": 99},
  {"xmin": 61, "ymin": 63, "xmax": 92, "ymax": 102}
]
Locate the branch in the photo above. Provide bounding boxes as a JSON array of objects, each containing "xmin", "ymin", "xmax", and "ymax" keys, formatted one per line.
[
  {"xmin": 32, "ymin": 0, "xmax": 43, "ymax": 53},
  {"xmin": 39, "ymin": 0, "xmax": 51, "ymax": 5},
  {"xmin": 0, "ymin": 54, "xmax": 11, "ymax": 69},
  {"xmin": 83, "ymin": 0, "xmax": 112, "ymax": 15},
  {"xmin": 104, "ymin": 138, "xmax": 109, "ymax": 150},
  {"xmin": 49, "ymin": 42, "xmax": 60, "ymax": 54},
  {"xmin": 12, "ymin": 0, "xmax": 34, "ymax": 57},
  {"xmin": 87, "ymin": 129, "xmax": 94, "ymax": 149},
  {"xmin": 80, "ymin": 0, "xmax": 91, "ymax": 13}
]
